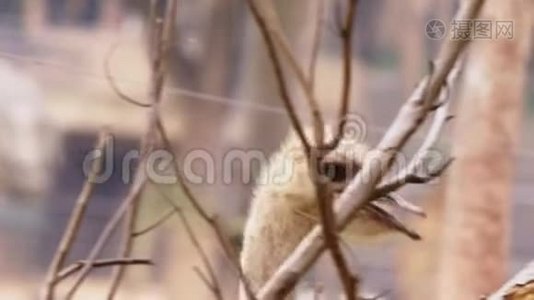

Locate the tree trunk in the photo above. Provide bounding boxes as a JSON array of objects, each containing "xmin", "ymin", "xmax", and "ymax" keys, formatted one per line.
[{"xmin": 436, "ymin": 1, "xmax": 533, "ymax": 299}]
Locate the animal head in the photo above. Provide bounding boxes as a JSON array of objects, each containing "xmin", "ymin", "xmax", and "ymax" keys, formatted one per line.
[
  {"xmin": 252, "ymin": 126, "xmax": 423, "ymax": 240},
  {"xmin": 255, "ymin": 127, "xmax": 369, "ymax": 207}
]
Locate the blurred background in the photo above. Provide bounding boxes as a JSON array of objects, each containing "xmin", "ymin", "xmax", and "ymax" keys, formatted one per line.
[{"xmin": 0, "ymin": 0, "xmax": 532, "ymax": 299}]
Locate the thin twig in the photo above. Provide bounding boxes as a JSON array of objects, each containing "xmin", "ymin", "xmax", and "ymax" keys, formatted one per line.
[
  {"xmin": 106, "ymin": 190, "xmax": 142, "ymax": 299},
  {"xmin": 250, "ymin": 0, "xmax": 325, "ymax": 147},
  {"xmin": 246, "ymin": 0, "xmax": 312, "ymax": 154},
  {"xmin": 155, "ymin": 188, "xmax": 223, "ymax": 300},
  {"xmin": 64, "ymin": 167, "xmax": 149, "ymax": 299},
  {"xmin": 383, "ymin": 193, "xmax": 426, "ymax": 218},
  {"xmin": 104, "ymin": 42, "xmax": 151, "ymax": 108},
  {"xmin": 106, "ymin": 1, "xmax": 178, "ymax": 298},
  {"xmin": 325, "ymin": 0, "xmax": 358, "ymax": 150},
  {"xmin": 193, "ymin": 266, "xmax": 221, "ymax": 298},
  {"xmin": 308, "ymin": 0, "xmax": 327, "ymax": 89},
  {"xmin": 247, "ymin": 1, "xmax": 358, "ymax": 297},
  {"xmin": 374, "ymin": 61, "xmax": 462, "ymax": 197},
  {"xmin": 366, "ymin": 204, "xmax": 421, "ymax": 240},
  {"xmin": 155, "ymin": 118, "xmax": 256, "ymax": 299},
  {"xmin": 258, "ymin": 1, "xmax": 485, "ymax": 297},
  {"xmin": 64, "ymin": 0, "xmax": 177, "ymax": 297},
  {"xmin": 41, "ymin": 131, "xmax": 110, "ymax": 300},
  {"xmin": 315, "ymin": 182, "xmax": 358, "ymax": 299},
  {"xmin": 56, "ymin": 259, "xmax": 153, "ymax": 283},
  {"xmin": 314, "ymin": 1, "xmax": 360, "ymax": 297},
  {"xmin": 132, "ymin": 208, "xmax": 175, "ymax": 237}
]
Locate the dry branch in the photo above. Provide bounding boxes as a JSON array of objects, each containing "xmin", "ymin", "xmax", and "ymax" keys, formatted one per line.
[
  {"xmin": 257, "ymin": 0, "xmax": 485, "ymax": 298},
  {"xmin": 487, "ymin": 260, "xmax": 534, "ymax": 299},
  {"xmin": 193, "ymin": 266, "xmax": 221, "ymax": 298},
  {"xmin": 64, "ymin": 1, "xmax": 177, "ymax": 298},
  {"xmin": 155, "ymin": 188, "xmax": 224, "ymax": 300},
  {"xmin": 155, "ymin": 117, "xmax": 256, "ymax": 299},
  {"xmin": 106, "ymin": 189, "xmax": 141, "ymax": 298},
  {"xmin": 245, "ymin": 0, "xmax": 312, "ymax": 154},
  {"xmin": 247, "ymin": 1, "xmax": 366, "ymax": 298},
  {"xmin": 246, "ymin": 2, "xmax": 361, "ymax": 297},
  {"xmin": 316, "ymin": 182, "xmax": 358, "ymax": 299},
  {"xmin": 312, "ymin": 1, "xmax": 360, "ymax": 297},
  {"xmin": 64, "ymin": 163, "xmax": 149, "ymax": 299},
  {"xmin": 131, "ymin": 208, "xmax": 175, "ymax": 237},
  {"xmin": 308, "ymin": 0, "xmax": 326, "ymax": 89},
  {"xmin": 56, "ymin": 259, "xmax": 153, "ymax": 283},
  {"xmin": 104, "ymin": 42, "xmax": 151, "ymax": 108},
  {"xmin": 107, "ymin": 1, "xmax": 178, "ymax": 298},
  {"xmin": 326, "ymin": 0, "xmax": 358, "ymax": 150},
  {"xmin": 41, "ymin": 131, "xmax": 110, "ymax": 300},
  {"xmin": 246, "ymin": 0, "xmax": 325, "ymax": 147},
  {"xmin": 44, "ymin": 0, "xmax": 255, "ymax": 299},
  {"xmin": 374, "ymin": 63, "xmax": 461, "ymax": 197}
]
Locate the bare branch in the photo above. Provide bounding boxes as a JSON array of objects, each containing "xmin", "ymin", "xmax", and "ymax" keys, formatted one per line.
[
  {"xmin": 56, "ymin": 259, "xmax": 153, "ymax": 283},
  {"xmin": 104, "ymin": 42, "xmax": 151, "ymax": 108},
  {"xmin": 246, "ymin": 1, "xmax": 357, "ymax": 296},
  {"xmin": 366, "ymin": 204, "xmax": 421, "ymax": 241},
  {"xmin": 308, "ymin": 2, "xmax": 360, "ymax": 295},
  {"xmin": 64, "ymin": 167, "xmax": 149, "ymax": 299},
  {"xmin": 106, "ymin": 1, "xmax": 178, "ymax": 298},
  {"xmin": 325, "ymin": 0, "xmax": 359, "ymax": 150},
  {"xmin": 155, "ymin": 118, "xmax": 256, "ymax": 299},
  {"xmin": 155, "ymin": 188, "xmax": 224, "ymax": 300},
  {"xmin": 107, "ymin": 190, "xmax": 141, "ymax": 298},
  {"xmin": 64, "ymin": 1, "xmax": 178, "ymax": 298},
  {"xmin": 308, "ymin": 0, "xmax": 327, "ymax": 89},
  {"xmin": 193, "ymin": 266, "xmax": 222, "ymax": 299},
  {"xmin": 245, "ymin": 0, "xmax": 312, "ymax": 154},
  {"xmin": 41, "ymin": 131, "xmax": 110, "ymax": 300},
  {"xmin": 257, "ymin": 1, "xmax": 326, "ymax": 146},
  {"xmin": 372, "ymin": 56, "xmax": 461, "ymax": 198},
  {"xmin": 257, "ymin": 1, "xmax": 485, "ymax": 297},
  {"xmin": 486, "ymin": 260, "xmax": 534, "ymax": 299},
  {"xmin": 315, "ymin": 184, "xmax": 358, "ymax": 299},
  {"xmin": 383, "ymin": 193, "xmax": 426, "ymax": 218},
  {"xmin": 131, "ymin": 208, "xmax": 175, "ymax": 238}
]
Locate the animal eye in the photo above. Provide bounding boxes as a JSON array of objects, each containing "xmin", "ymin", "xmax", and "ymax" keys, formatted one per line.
[{"xmin": 321, "ymin": 162, "xmax": 348, "ymax": 182}]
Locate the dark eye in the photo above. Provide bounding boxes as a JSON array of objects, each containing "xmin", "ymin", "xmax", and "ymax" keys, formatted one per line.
[{"xmin": 321, "ymin": 162, "xmax": 349, "ymax": 182}]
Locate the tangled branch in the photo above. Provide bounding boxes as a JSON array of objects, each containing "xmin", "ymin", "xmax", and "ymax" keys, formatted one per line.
[{"xmin": 257, "ymin": 0, "xmax": 485, "ymax": 298}]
